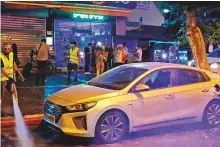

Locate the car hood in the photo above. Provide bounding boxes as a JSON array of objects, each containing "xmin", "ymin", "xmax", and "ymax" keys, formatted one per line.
[
  {"xmin": 48, "ymin": 84, "xmax": 120, "ymax": 106},
  {"xmin": 208, "ymin": 57, "xmax": 220, "ymax": 64}
]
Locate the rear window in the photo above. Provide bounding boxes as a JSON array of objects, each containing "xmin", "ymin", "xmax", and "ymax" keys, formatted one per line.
[{"xmin": 176, "ymin": 69, "xmax": 208, "ymax": 86}]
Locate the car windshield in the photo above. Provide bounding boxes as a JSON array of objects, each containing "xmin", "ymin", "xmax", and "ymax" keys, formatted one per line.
[
  {"xmin": 87, "ymin": 66, "xmax": 147, "ymax": 90},
  {"xmin": 207, "ymin": 49, "xmax": 220, "ymax": 58}
]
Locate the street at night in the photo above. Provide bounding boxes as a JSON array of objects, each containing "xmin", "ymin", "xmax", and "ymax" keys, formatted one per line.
[
  {"xmin": 1, "ymin": 1, "xmax": 220, "ymax": 147},
  {"xmin": 2, "ymin": 120, "xmax": 220, "ymax": 147},
  {"xmin": 1, "ymin": 72, "xmax": 220, "ymax": 147}
]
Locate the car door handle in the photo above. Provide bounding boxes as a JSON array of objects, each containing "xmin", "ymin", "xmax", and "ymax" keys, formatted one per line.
[
  {"xmin": 201, "ymin": 88, "xmax": 209, "ymax": 93},
  {"xmin": 165, "ymin": 94, "xmax": 175, "ymax": 100}
]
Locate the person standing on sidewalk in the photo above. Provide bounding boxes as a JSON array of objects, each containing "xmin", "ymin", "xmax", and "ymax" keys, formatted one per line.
[
  {"xmin": 122, "ymin": 42, "xmax": 128, "ymax": 64},
  {"xmin": 35, "ymin": 39, "xmax": 51, "ymax": 85},
  {"xmin": 136, "ymin": 44, "xmax": 143, "ymax": 62},
  {"xmin": 1, "ymin": 42, "xmax": 24, "ymax": 102},
  {"xmin": 84, "ymin": 43, "xmax": 93, "ymax": 74},
  {"xmin": 66, "ymin": 41, "xmax": 80, "ymax": 84},
  {"xmin": 114, "ymin": 44, "xmax": 127, "ymax": 67},
  {"xmin": 95, "ymin": 46, "xmax": 105, "ymax": 76},
  {"xmin": 106, "ymin": 44, "xmax": 113, "ymax": 70},
  {"xmin": 12, "ymin": 43, "xmax": 20, "ymax": 65}
]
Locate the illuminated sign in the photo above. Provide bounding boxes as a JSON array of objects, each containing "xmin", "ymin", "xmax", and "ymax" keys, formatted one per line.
[
  {"xmin": 73, "ymin": 13, "xmax": 105, "ymax": 21},
  {"xmin": 92, "ymin": 1, "xmax": 105, "ymax": 5}
]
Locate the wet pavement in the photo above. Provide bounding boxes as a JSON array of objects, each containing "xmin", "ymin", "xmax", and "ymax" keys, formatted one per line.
[
  {"xmin": 1, "ymin": 121, "xmax": 220, "ymax": 147},
  {"xmin": 1, "ymin": 72, "xmax": 95, "ymax": 116}
]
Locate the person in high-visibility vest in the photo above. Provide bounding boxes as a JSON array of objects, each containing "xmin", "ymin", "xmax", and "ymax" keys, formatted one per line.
[
  {"xmin": 95, "ymin": 45, "xmax": 106, "ymax": 76},
  {"xmin": 113, "ymin": 44, "xmax": 127, "ymax": 67},
  {"xmin": 1, "ymin": 42, "xmax": 24, "ymax": 101},
  {"xmin": 66, "ymin": 41, "xmax": 80, "ymax": 85}
]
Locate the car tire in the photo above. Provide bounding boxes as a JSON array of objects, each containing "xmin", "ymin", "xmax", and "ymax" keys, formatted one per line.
[
  {"xmin": 95, "ymin": 111, "xmax": 128, "ymax": 144},
  {"xmin": 203, "ymin": 100, "xmax": 220, "ymax": 128}
]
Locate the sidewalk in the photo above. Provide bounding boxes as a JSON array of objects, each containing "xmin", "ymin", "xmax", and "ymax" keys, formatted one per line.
[{"xmin": 1, "ymin": 72, "xmax": 95, "ymax": 117}]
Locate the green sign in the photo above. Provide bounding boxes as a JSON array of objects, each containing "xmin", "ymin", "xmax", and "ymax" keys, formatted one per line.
[{"xmin": 73, "ymin": 13, "xmax": 106, "ymax": 21}]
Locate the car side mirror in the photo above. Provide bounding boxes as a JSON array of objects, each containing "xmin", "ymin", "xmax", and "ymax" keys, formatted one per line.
[{"xmin": 134, "ymin": 84, "xmax": 150, "ymax": 92}]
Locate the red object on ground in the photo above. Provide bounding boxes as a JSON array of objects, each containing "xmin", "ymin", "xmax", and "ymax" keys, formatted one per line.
[{"xmin": 1, "ymin": 115, "xmax": 43, "ymax": 128}]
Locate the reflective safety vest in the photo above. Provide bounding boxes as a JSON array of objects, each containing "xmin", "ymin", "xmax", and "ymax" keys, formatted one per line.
[
  {"xmin": 0, "ymin": 52, "xmax": 14, "ymax": 81},
  {"xmin": 69, "ymin": 47, "xmax": 79, "ymax": 64},
  {"xmin": 115, "ymin": 49, "xmax": 123, "ymax": 63}
]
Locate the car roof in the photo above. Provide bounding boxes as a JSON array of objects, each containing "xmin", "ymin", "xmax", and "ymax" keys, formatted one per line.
[
  {"xmin": 123, "ymin": 62, "xmax": 220, "ymax": 80},
  {"xmin": 124, "ymin": 62, "xmax": 204, "ymax": 71}
]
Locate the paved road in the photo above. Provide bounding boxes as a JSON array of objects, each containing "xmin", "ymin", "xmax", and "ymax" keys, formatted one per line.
[{"xmin": 1, "ymin": 122, "xmax": 220, "ymax": 147}]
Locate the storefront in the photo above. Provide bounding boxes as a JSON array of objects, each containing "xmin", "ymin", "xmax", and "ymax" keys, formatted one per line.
[
  {"xmin": 2, "ymin": 1, "xmax": 131, "ymax": 68},
  {"xmin": 1, "ymin": 15, "xmax": 46, "ymax": 65},
  {"xmin": 54, "ymin": 13, "xmax": 114, "ymax": 68}
]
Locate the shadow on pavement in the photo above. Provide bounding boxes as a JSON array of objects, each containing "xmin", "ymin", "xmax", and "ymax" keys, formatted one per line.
[
  {"xmin": 33, "ymin": 121, "xmax": 96, "ymax": 146},
  {"xmin": 125, "ymin": 122, "xmax": 208, "ymax": 140},
  {"xmin": 33, "ymin": 121, "xmax": 213, "ymax": 146}
]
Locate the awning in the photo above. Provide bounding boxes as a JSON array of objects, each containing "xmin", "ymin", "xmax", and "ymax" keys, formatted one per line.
[{"xmin": 4, "ymin": 1, "xmax": 131, "ymax": 17}]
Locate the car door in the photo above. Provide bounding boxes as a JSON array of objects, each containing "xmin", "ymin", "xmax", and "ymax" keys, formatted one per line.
[
  {"xmin": 131, "ymin": 68, "xmax": 178, "ymax": 127},
  {"xmin": 172, "ymin": 68, "xmax": 213, "ymax": 119}
]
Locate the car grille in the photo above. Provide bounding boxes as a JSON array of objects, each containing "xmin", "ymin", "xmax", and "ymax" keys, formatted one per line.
[{"xmin": 44, "ymin": 101, "xmax": 65, "ymax": 123}]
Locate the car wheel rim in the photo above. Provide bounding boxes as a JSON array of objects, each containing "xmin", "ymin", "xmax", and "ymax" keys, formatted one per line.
[
  {"xmin": 100, "ymin": 115, "xmax": 124, "ymax": 141},
  {"xmin": 207, "ymin": 103, "xmax": 220, "ymax": 125}
]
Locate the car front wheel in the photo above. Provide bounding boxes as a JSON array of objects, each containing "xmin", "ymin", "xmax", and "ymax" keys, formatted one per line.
[
  {"xmin": 95, "ymin": 111, "xmax": 128, "ymax": 144},
  {"xmin": 203, "ymin": 100, "xmax": 220, "ymax": 127}
]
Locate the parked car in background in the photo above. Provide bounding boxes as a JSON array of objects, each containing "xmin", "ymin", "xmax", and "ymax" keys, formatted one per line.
[
  {"xmin": 188, "ymin": 48, "xmax": 220, "ymax": 74},
  {"xmin": 44, "ymin": 62, "xmax": 220, "ymax": 144}
]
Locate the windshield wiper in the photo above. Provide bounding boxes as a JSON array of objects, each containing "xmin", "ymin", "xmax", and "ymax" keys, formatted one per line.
[
  {"xmin": 87, "ymin": 82, "xmax": 118, "ymax": 90},
  {"xmin": 87, "ymin": 82, "xmax": 102, "ymax": 87}
]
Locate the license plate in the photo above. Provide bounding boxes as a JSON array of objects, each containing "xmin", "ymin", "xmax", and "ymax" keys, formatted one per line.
[{"xmin": 45, "ymin": 113, "xmax": 55, "ymax": 123}]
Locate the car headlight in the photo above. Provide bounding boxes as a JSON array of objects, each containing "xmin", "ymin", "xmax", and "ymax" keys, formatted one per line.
[
  {"xmin": 66, "ymin": 102, "xmax": 97, "ymax": 112},
  {"xmin": 210, "ymin": 63, "xmax": 219, "ymax": 69}
]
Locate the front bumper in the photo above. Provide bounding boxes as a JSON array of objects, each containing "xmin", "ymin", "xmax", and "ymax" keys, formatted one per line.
[{"xmin": 44, "ymin": 104, "xmax": 99, "ymax": 138}]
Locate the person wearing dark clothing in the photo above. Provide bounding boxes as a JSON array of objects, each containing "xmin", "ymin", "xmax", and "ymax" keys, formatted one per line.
[
  {"xmin": 84, "ymin": 43, "xmax": 93, "ymax": 74},
  {"xmin": 142, "ymin": 47, "xmax": 150, "ymax": 62},
  {"xmin": 35, "ymin": 39, "xmax": 51, "ymax": 85},
  {"xmin": 91, "ymin": 44, "xmax": 97, "ymax": 73},
  {"xmin": 12, "ymin": 43, "xmax": 20, "ymax": 65},
  {"xmin": 105, "ymin": 45, "xmax": 113, "ymax": 70},
  {"xmin": 187, "ymin": 49, "xmax": 193, "ymax": 61}
]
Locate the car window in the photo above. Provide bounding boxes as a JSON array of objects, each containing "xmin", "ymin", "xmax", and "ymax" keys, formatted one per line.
[
  {"xmin": 88, "ymin": 66, "xmax": 147, "ymax": 90},
  {"xmin": 176, "ymin": 69, "xmax": 207, "ymax": 86},
  {"xmin": 139, "ymin": 69, "xmax": 173, "ymax": 90},
  {"xmin": 208, "ymin": 49, "xmax": 220, "ymax": 58}
]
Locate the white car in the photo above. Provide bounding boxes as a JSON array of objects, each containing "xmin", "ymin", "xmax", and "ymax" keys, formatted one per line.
[
  {"xmin": 188, "ymin": 48, "xmax": 220, "ymax": 74},
  {"xmin": 44, "ymin": 62, "xmax": 220, "ymax": 144}
]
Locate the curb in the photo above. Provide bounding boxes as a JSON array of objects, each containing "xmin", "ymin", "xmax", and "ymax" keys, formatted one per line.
[{"xmin": 1, "ymin": 114, "xmax": 44, "ymax": 128}]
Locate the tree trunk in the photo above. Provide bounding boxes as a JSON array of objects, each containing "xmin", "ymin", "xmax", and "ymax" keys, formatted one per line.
[{"xmin": 186, "ymin": 11, "xmax": 210, "ymax": 71}]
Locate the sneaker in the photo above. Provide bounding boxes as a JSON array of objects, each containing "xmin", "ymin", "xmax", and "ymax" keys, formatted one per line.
[
  {"xmin": 85, "ymin": 72, "xmax": 89, "ymax": 75},
  {"xmin": 65, "ymin": 81, "xmax": 70, "ymax": 85}
]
